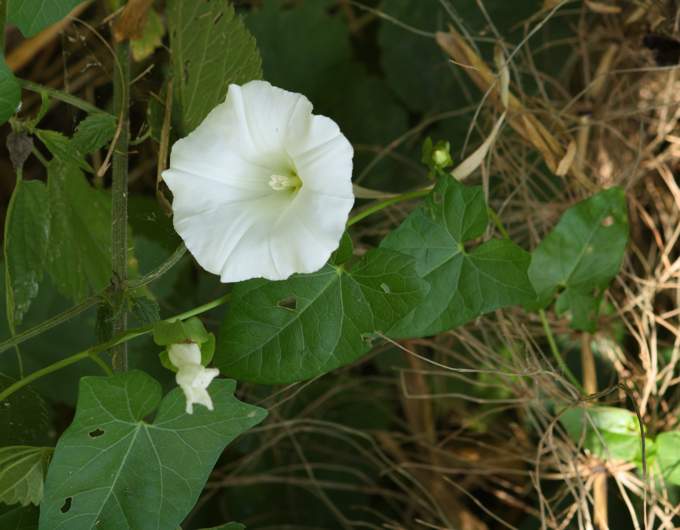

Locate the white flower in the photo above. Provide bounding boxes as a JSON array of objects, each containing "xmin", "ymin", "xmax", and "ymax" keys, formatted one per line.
[
  {"xmin": 168, "ymin": 342, "xmax": 219, "ymax": 415},
  {"xmin": 162, "ymin": 80, "xmax": 354, "ymax": 283}
]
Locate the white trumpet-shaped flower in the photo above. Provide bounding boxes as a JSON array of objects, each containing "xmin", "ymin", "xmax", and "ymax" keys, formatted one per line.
[
  {"xmin": 168, "ymin": 342, "xmax": 219, "ymax": 415},
  {"xmin": 162, "ymin": 80, "xmax": 354, "ymax": 283}
]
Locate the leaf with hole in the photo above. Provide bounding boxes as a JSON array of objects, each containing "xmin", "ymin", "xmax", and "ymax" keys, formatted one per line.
[
  {"xmin": 528, "ymin": 187, "xmax": 628, "ymax": 331},
  {"xmin": 45, "ymin": 161, "xmax": 111, "ymax": 302},
  {"xmin": 4, "ymin": 178, "xmax": 50, "ymax": 327},
  {"xmin": 380, "ymin": 176, "xmax": 535, "ymax": 338},
  {"xmin": 0, "ymin": 446, "xmax": 52, "ymax": 506},
  {"xmin": 39, "ymin": 370, "xmax": 266, "ymax": 530},
  {"xmin": 0, "ymin": 56, "xmax": 21, "ymax": 125},
  {"xmin": 168, "ymin": 0, "xmax": 262, "ymax": 134},
  {"xmin": 215, "ymin": 249, "xmax": 429, "ymax": 384},
  {"xmin": 8, "ymin": 0, "xmax": 84, "ymax": 37}
]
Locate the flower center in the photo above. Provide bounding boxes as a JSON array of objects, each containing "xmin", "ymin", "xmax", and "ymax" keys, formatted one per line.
[{"xmin": 268, "ymin": 172, "xmax": 302, "ymax": 192}]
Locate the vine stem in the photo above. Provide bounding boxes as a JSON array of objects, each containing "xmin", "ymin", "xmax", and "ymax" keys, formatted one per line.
[
  {"xmin": 347, "ymin": 187, "xmax": 431, "ymax": 227},
  {"xmin": 538, "ymin": 309, "xmax": 583, "ymax": 393},
  {"xmin": 0, "ymin": 244, "xmax": 186, "ymax": 357},
  {"xmin": 110, "ymin": 38, "xmax": 130, "ymax": 371},
  {"xmin": 18, "ymin": 79, "xmax": 110, "ymax": 116},
  {"xmin": 0, "ymin": 293, "xmax": 231, "ymax": 402}
]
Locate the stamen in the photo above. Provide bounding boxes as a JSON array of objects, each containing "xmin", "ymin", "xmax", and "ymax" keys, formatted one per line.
[{"xmin": 269, "ymin": 173, "xmax": 302, "ymax": 191}]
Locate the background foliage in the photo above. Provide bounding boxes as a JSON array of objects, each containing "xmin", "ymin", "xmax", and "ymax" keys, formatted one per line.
[{"xmin": 0, "ymin": 0, "xmax": 679, "ymax": 529}]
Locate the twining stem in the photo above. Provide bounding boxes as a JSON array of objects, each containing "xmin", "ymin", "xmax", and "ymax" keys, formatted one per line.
[
  {"xmin": 0, "ymin": 292, "xmax": 231, "ymax": 402},
  {"xmin": 539, "ymin": 309, "xmax": 583, "ymax": 393},
  {"xmin": 18, "ymin": 79, "xmax": 110, "ymax": 116},
  {"xmin": 110, "ymin": 39, "xmax": 130, "ymax": 371},
  {"xmin": 347, "ymin": 187, "xmax": 431, "ymax": 227},
  {"xmin": 0, "ymin": 244, "xmax": 186, "ymax": 357}
]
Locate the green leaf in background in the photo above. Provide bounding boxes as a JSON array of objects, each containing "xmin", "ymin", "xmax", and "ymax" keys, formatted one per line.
[
  {"xmin": 381, "ymin": 177, "xmax": 535, "ymax": 338},
  {"xmin": 168, "ymin": 0, "xmax": 262, "ymax": 134},
  {"xmin": 46, "ymin": 161, "xmax": 111, "ymax": 302},
  {"xmin": 247, "ymin": 0, "xmax": 349, "ymax": 98},
  {"xmin": 131, "ymin": 8, "xmax": 166, "ymax": 62},
  {"xmin": 39, "ymin": 371, "xmax": 266, "ymax": 530},
  {"xmin": 656, "ymin": 431, "xmax": 680, "ymax": 486},
  {"xmin": 35, "ymin": 130, "xmax": 92, "ymax": 172},
  {"xmin": 8, "ymin": 0, "xmax": 84, "ymax": 37},
  {"xmin": 216, "ymin": 249, "xmax": 429, "ymax": 384},
  {"xmin": 0, "ymin": 447, "xmax": 52, "ymax": 506},
  {"xmin": 200, "ymin": 524, "xmax": 245, "ymax": 530},
  {"xmin": 0, "ymin": 506, "xmax": 38, "ymax": 530},
  {"xmin": 560, "ymin": 406, "xmax": 645, "ymax": 463},
  {"xmin": 71, "ymin": 113, "xmax": 117, "ymax": 155},
  {"xmin": 528, "ymin": 187, "xmax": 628, "ymax": 331},
  {"xmin": 3, "ymin": 178, "xmax": 50, "ymax": 327},
  {"xmin": 0, "ymin": 375, "xmax": 50, "ymax": 446},
  {"xmin": 0, "ymin": 57, "xmax": 21, "ymax": 125}
]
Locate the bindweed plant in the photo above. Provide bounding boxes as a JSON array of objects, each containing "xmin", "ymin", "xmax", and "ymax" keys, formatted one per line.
[{"xmin": 0, "ymin": 1, "xmax": 679, "ymax": 529}]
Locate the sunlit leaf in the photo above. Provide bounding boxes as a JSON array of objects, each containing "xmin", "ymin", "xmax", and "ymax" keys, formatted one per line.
[
  {"xmin": 528, "ymin": 187, "xmax": 628, "ymax": 331},
  {"xmin": 216, "ymin": 249, "xmax": 429, "ymax": 384},
  {"xmin": 381, "ymin": 176, "xmax": 535, "ymax": 338}
]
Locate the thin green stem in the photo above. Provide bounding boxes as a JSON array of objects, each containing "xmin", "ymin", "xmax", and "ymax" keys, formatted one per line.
[
  {"xmin": 347, "ymin": 187, "xmax": 431, "ymax": 227},
  {"xmin": 0, "ymin": 241, "xmax": 188, "ymax": 357},
  {"xmin": 539, "ymin": 309, "xmax": 583, "ymax": 393},
  {"xmin": 18, "ymin": 79, "xmax": 110, "ymax": 116},
  {"xmin": 128, "ymin": 244, "xmax": 187, "ymax": 290},
  {"xmin": 110, "ymin": 40, "xmax": 130, "ymax": 371},
  {"xmin": 0, "ymin": 293, "xmax": 231, "ymax": 402},
  {"xmin": 487, "ymin": 207, "xmax": 510, "ymax": 239}
]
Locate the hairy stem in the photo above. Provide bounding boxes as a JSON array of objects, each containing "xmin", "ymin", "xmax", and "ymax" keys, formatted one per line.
[
  {"xmin": 110, "ymin": 39, "xmax": 130, "ymax": 371},
  {"xmin": 0, "ymin": 293, "xmax": 231, "ymax": 402},
  {"xmin": 18, "ymin": 79, "xmax": 110, "ymax": 116}
]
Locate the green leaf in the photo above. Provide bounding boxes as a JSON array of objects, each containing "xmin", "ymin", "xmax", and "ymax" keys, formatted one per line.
[
  {"xmin": 381, "ymin": 177, "xmax": 535, "ymax": 338},
  {"xmin": 528, "ymin": 187, "xmax": 628, "ymax": 331},
  {"xmin": 560, "ymin": 406, "xmax": 644, "ymax": 463},
  {"xmin": 3, "ymin": 178, "xmax": 50, "ymax": 327},
  {"xmin": 247, "ymin": 0, "xmax": 349, "ymax": 99},
  {"xmin": 71, "ymin": 113, "xmax": 117, "ymax": 154},
  {"xmin": 7, "ymin": 0, "xmax": 84, "ymax": 37},
  {"xmin": 0, "ymin": 447, "xmax": 52, "ymax": 506},
  {"xmin": 0, "ymin": 375, "xmax": 51, "ymax": 446},
  {"xmin": 0, "ymin": 56, "xmax": 21, "ymax": 125},
  {"xmin": 39, "ymin": 371, "xmax": 266, "ymax": 530},
  {"xmin": 35, "ymin": 130, "xmax": 92, "ymax": 172},
  {"xmin": 200, "ymin": 524, "xmax": 245, "ymax": 530},
  {"xmin": 129, "ymin": 295, "xmax": 160, "ymax": 327},
  {"xmin": 216, "ymin": 249, "xmax": 429, "ymax": 384},
  {"xmin": 656, "ymin": 431, "xmax": 680, "ymax": 485},
  {"xmin": 168, "ymin": 0, "xmax": 262, "ymax": 134},
  {"xmin": 0, "ymin": 506, "xmax": 38, "ymax": 530},
  {"xmin": 131, "ymin": 8, "xmax": 165, "ymax": 62},
  {"xmin": 152, "ymin": 317, "xmax": 210, "ymax": 346},
  {"xmin": 46, "ymin": 161, "xmax": 111, "ymax": 302}
]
